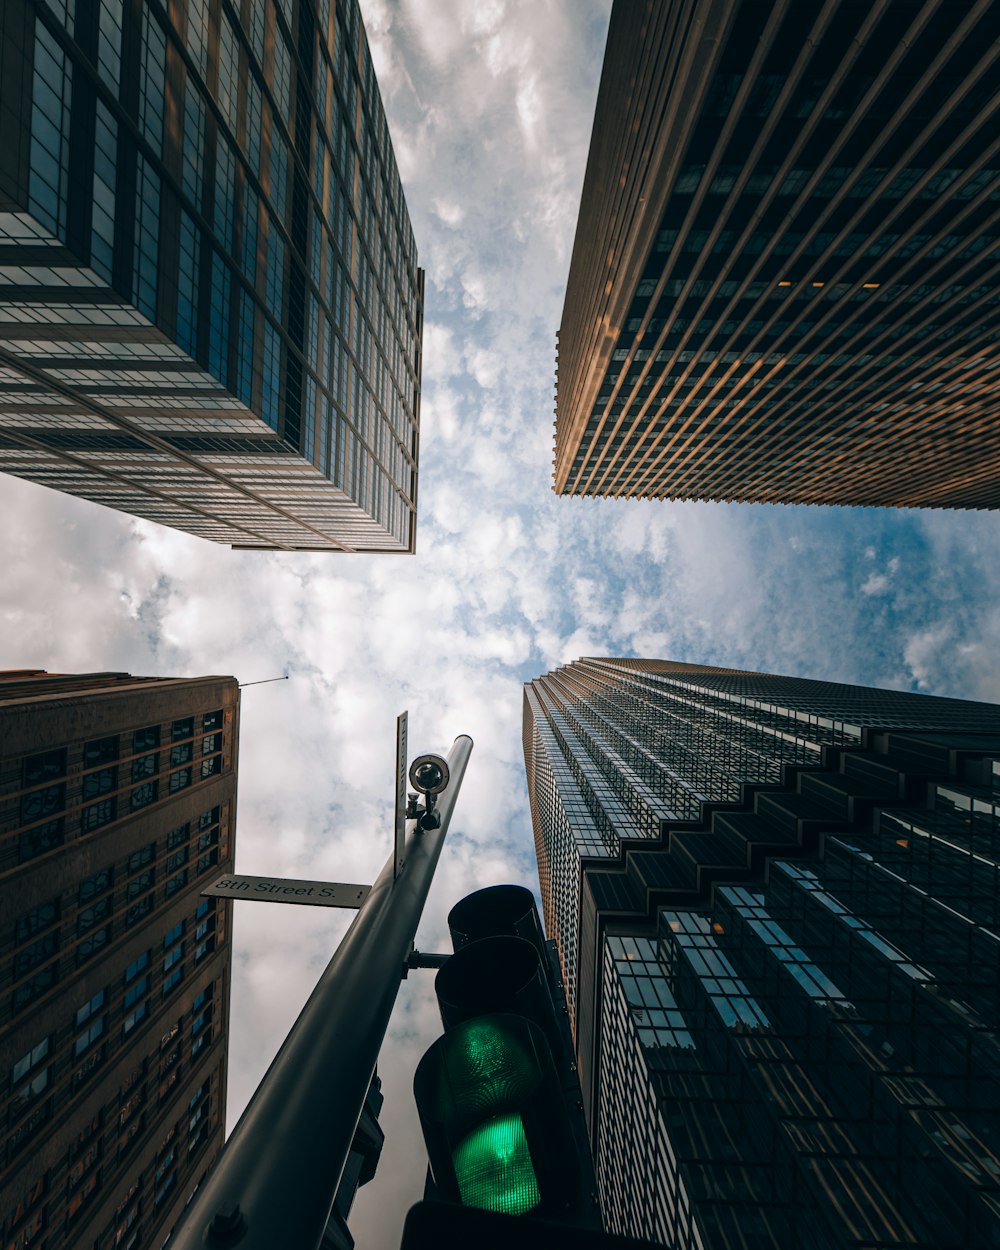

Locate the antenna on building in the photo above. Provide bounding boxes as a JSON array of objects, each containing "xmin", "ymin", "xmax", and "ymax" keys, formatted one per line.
[{"xmin": 237, "ymin": 675, "xmax": 290, "ymax": 689}]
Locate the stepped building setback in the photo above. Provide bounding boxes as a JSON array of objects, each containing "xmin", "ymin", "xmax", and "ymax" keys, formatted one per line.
[
  {"xmin": 0, "ymin": 0, "xmax": 422, "ymax": 551},
  {"xmin": 524, "ymin": 657, "xmax": 1000, "ymax": 1249},
  {"xmin": 555, "ymin": 0, "xmax": 1000, "ymax": 508},
  {"xmin": 0, "ymin": 670, "xmax": 238, "ymax": 1250}
]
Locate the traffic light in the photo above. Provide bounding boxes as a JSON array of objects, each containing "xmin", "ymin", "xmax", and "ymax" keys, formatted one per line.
[{"xmin": 412, "ymin": 885, "xmax": 593, "ymax": 1226}]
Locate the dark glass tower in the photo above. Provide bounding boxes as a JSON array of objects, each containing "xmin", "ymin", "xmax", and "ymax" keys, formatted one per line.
[
  {"xmin": 524, "ymin": 658, "xmax": 1000, "ymax": 1249},
  {"xmin": 555, "ymin": 0, "xmax": 1000, "ymax": 508},
  {"xmin": 0, "ymin": 0, "xmax": 421, "ymax": 551},
  {"xmin": 0, "ymin": 669, "xmax": 238, "ymax": 1250}
]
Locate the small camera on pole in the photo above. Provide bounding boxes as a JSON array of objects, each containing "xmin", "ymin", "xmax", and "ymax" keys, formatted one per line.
[{"xmin": 407, "ymin": 754, "xmax": 450, "ymax": 831}]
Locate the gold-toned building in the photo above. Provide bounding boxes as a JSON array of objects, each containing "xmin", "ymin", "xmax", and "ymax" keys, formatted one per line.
[{"xmin": 555, "ymin": 0, "xmax": 1000, "ymax": 508}]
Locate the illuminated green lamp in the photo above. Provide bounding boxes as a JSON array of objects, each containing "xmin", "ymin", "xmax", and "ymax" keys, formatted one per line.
[
  {"xmin": 453, "ymin": 1111, "xmax": 541, "ymax": 1215},
  {"xmin": 414, "ymin": 1012, "xmax": 556, "ymax": 1216}
]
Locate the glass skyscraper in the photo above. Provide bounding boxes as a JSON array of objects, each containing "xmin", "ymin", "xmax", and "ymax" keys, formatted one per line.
[
  {"xmin": 524, "ymin": 658, "xmax": 1000, "ymax": 1249},
  {"xmin": 555, "ymin": 0, "xmax": 1000, "ymax": 508},
  {"xmin": 0, "ymin": 0, "xmax": 421, "ymax": 551}
]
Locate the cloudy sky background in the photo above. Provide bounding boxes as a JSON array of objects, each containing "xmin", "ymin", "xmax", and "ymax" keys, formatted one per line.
[{"xmin": 4, "ymin": 0, "xmax": 1000, "ymax": 1244}]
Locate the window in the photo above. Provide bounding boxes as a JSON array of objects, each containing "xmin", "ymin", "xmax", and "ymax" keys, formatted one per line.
[
  {"xmin": 124, "ymin": 950, "xmax": 148, "ymax": 980},
  {"xmin": 74, "ymin": 1014, "xmax": 106, "ymax": 1057},
  {"xmin": 162, "ymin": 967, "xmax": 183, "ymax": 997},
  {"xmin": 192, "ymin": 1005, "xmax": 212, "ymax": 1037},
  {"xmin": 78, "ymin": 898, "xmax": 111, "ymax": 936},
  {"xmin": 23, "ymin": 748, "xmax": 66, "ymax": 785},
  {"xmin": 66, "ymin": 1170, "xmax": 99, "ymax": 1223},
  {"xmin": 216, "ymin": 13, "xmax": 239, "ymax": 130},
  {"xmin": 15, "ymin": 899, "xmax": 59, "ymax": 944},
  {"xmin": 79, "ymin": 867, "xmax": 113, "ymax": 905},
  {"xmin": 170, "ymin": 742, "xmax": 193, "ymax": 767},
  {"xmin": 29, "ymin": 22, "xmax": 72, "ymax": 239},
  {"xmin": 199, "ymin": 807, "xmax": 220, "ymax": 830},
  {"xmin": 131, "ymin": 780, "xmax": 158, "ymax": 810},
  {"xmin": 12, "ymin": 966, "xmax": 58, "ymax": 1012},
  {"xmin": 208, "ymin": 250, "xmax": 231, "ymax": 384},
  {"xmin": 203, "ymin": 710, "xmax": 223, "ymax": 730},
  {"xmin": 166, "ymin": 848, "xmax": 188, "ymax": 874},
  {"xmin": 167, "ymin": 823, "xmax": 189, "ymax": 848},
  {"xmin": 197, "ymin": 850, "xmax": 218, "ymax": 874},
  {"xmin": 138, "ymin": 5, "xmax": 166, "ymax": 155},
  {"xmin": 67, "ymin": 1140, "xmax": 101, "ymax": 1190},
  {"xmin": 124, "ymin": 976, "xmax": 148, "ymax": 1010},
  {"xmin": 172, "ymin": 717, "xmax": 194, "ymax": 741},
  {"xmin": 164, "ymin": 921, "xmax": 184, "ymax": 949},
  {"xmin": 181, "ymin": 78, "xmax": 205, "ymax": 210},
  {"xmin": 131, "ymin": 752, "xmax": 158, "ymax": 781},
  {"xmin": 165, "ymin": 871, "xmax": 188, "ymax": 898},
  {"xmin": 76, "ymin": 926, "xmax": 111, "ymax": 966},
  {"xmin": 21, "ymin": 782, "xmax": 66, "ymax": 824},
  {"xmin": 125, "ymin": 951, "xmax": 149, "ymax": 983},
  {"xmin": 81, "ymin": 798, "xmax": 117, "ymax": 832},
  {"xmin": 75, "ymin": 989, "xmax": 106, "ymax": 1029},
  {"xmin": 6, "ymin": 1174, "xmax": 47, "ymax": 1248},
  {"xmin": 14, "ymin": 930, "xmax": 58, "ymax": 979},
  {"xmin": 91, "ymin": 99, "xmax": 117, "ymax": 282},
  {"xmin": 176, "ymin": 209, "xmax": 201, "ymax": 355},
  {"xmin": 97, "ymin": 0, "xmax": 123, "ymax": 88},
  {"xmin": 127, "ymin": 869, "xmax": 154, "ymax": 901},
  {"xmin": 126, "ymin": 896, "xmax": 153, "ymax": 927},
  {"xmin": 83, "ymin": 766, "xmax": 117, "ymax": 800},
  {"xmin": 19, "ymin": 818, "xmax": 64, "ymax": 862},
  {"xmin": 200, "ymin": 756, "xmax": 221, "ymax": 780},
  {"xmin": 123, "ymin": 1002, "xmax": 148, "ymax": 1035},
  {"xmin": 133, "ymin": 725, "xmax": 160, "ymax": 751},
  {"xmin": 10, "ymin": 1037, "xmax": 50, "ymax": 1108},
  {"xmin": 133, "ymin": 152, "xmax": 160, "ymax": 319},
  {"xmin": 84, "ymin": 736, "xmax": 119, "ymax": 766},
  {"xmin": 163, "ymin": 944, "xmax": 184, "ymax": 973},
  {"xmin": 169, "ymin": 767, "xmax": 192, "ymax": 793},
  {"xmin": 128, "ymin": 843, "xmax": 155, "ymax": 874}
]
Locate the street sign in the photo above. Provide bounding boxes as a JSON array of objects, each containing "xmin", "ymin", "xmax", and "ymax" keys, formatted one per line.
[
  {"xmin": 394, "ymin": 710, "xmax": 408, "ymax": 878},
  {"xmin": 202, "ymin": 874, "xmax": 371, "ymax": 908}
]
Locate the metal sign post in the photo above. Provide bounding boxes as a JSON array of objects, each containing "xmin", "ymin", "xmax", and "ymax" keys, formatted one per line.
[
  {"xmin": 394, "ymin": 710, "xmax": 408, "ymax": 878},
  {"xmin": 166, "ymin": 733, "xmax": 473, "ymax": 1250}
]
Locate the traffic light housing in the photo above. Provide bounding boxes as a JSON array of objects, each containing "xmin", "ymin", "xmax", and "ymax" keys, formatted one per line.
[
  {"xmin": 399, "ymin": 1200, "xmax": 668, "ymax": 1249},
  {"xmin": 413, "ymin": 885, "xmax": 596, "ymax": 1227}
]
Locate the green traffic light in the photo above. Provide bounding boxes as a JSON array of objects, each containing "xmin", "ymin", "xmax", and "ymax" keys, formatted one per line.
[{"xmin": 452, "ymin": 1111, "xmax": 541, "ymax": 1216}]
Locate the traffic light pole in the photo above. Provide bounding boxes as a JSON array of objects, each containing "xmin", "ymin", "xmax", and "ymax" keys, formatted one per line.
[{"xmin": 167, "ymin": 734, "xmax": 474, "ymax": 1250}]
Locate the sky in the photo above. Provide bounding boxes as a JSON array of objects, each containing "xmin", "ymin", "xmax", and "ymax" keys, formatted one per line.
[{"xmin": 4, "ymin": 0, "xmax": 1000, "ymax": 1245}]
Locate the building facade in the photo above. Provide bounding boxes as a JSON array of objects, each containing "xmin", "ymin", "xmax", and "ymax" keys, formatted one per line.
[
  {"xmin": 0, "ymin": 0, "xmax": 422, "ymax": 551},
  {"xmin": 554, "ymin": 0, "xmax": 1000, "ymax": 508},
  {"xmin": 524, "ymin": 658, "xmax": 1000, "ymax": 1249},
  {"xmin": 0, "ymin": 669, "xmax": 239, "ymax": 1250}
]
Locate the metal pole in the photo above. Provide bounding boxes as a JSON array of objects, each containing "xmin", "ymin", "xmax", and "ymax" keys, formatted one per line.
[{"xmin": 167, "ymin": 734, "xmax": 474, "ymax": 1250}]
